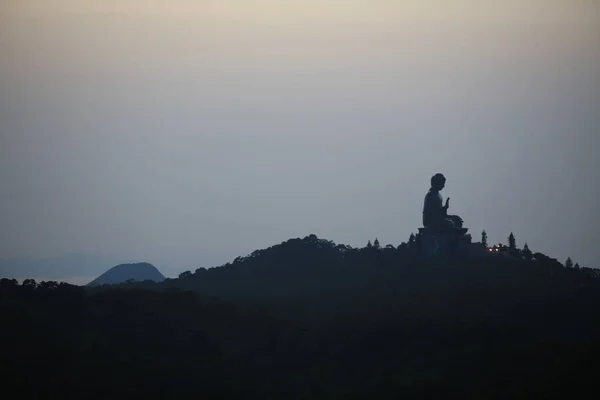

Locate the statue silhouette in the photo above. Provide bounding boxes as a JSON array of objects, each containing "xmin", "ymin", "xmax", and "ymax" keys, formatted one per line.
[{"xmin": 422, "ymin": 173, "xmax": 464, "ymax": 231}]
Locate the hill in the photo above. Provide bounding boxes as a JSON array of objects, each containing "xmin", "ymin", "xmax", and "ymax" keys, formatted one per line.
[
  {"xmin": 2, "ymin": 234, "xmax": 599, "ymax": 398},
  {"xmin": 86, "ymin": 262, "xmax": 165, "ymax": 287},
  {"xmin": 103, "ymin": 235, "xmax": 598, "ymax": 327}
]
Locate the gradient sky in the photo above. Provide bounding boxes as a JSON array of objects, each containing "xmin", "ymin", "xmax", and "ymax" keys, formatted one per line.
[{"xmin": 1, "ymin": 1, "xmax": 599, "ymax": 280}]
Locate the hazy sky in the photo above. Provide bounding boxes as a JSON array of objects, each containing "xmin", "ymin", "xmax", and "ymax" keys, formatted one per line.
[{"xmin": 1, "ymin": 1, "xmax": 599, "ymax": 280}]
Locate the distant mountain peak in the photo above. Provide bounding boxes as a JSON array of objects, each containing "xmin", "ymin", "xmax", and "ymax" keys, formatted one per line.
[{"xmin": 87, "ymin": 262, "xmax": 165, "ymax": 287}]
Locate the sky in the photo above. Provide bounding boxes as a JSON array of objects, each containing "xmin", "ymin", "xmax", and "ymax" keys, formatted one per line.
[{"xmin": 1, "ymin": 1, "xmax": 599, "ymax": 282}]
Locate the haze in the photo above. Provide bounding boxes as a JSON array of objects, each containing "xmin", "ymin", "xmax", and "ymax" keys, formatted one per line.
[{"xmin": 1, "ymin": 1, "xmax": 598, "ymax": 281}]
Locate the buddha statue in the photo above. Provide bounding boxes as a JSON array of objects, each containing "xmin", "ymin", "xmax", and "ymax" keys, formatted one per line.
[{"xmin": 422, "ymin": 173, "xmax": 465, "ymax": 233}]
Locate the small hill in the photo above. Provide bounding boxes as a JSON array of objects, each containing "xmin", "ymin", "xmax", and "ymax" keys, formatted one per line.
[{"xmin": 87, "ymin": 262, "xmax": 165, "ymax": 287}]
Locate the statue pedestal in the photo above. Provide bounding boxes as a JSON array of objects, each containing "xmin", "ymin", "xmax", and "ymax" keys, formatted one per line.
[{"xmin": 418, "ymin": 228, "xmax": 472, "ymax": 256}]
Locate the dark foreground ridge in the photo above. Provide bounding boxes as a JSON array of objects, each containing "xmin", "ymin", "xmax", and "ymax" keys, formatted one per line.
[{"xmin": 2, "ymin": 234, "xmax": 599, "ymax": 399}]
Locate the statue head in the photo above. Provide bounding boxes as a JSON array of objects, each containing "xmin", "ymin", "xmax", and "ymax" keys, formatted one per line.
[{"xmin": 431, "ymin": 173, "xmax": 446, "ymax": 191}]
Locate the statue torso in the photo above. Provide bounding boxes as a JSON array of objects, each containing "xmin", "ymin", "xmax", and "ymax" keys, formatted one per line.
[{"xmin": 423, "ymin": 190, "xmax": 443, "ymax": 227}]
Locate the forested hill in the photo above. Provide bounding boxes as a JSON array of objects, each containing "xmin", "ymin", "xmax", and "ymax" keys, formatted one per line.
[
  {"xmin": 2, "ymin": 234, "xmax": 600, "ymax": 398},
  {"xmin": 107, "ymin": 234, "xmax": 598, "ymax": 324}
]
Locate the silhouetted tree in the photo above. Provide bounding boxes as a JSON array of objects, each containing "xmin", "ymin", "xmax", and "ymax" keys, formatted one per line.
[
  {"xmin": 574, "ymin": 262, "xmax": 580, "ymax": 269},
  {"xmin": 385, "ymin": 244, "xmax": 395, "ymax": 251},
  {"xmin": 22, "ymin": 279, "xmax": 37, "ymax": 289},
  {"xmin": 522, "ymin": 243, "xmax": 533, "ymax": 261},
  {"xmin": 408, "ymin": 233, "xmax": 416, "ymax": 248},
  {"xmin": 37, "ymin": 281, "xmax": 59, "ymax": 291},
  {"xmin": 508, "ymin": 232, "xmax": 517, "ymax": 254},
  {"xmin": 0, "ymin": 278, "xmax": 18, "ymax": 288},
  {"xmin": 565, "ymin": 257, "xmax": 573, "ymax": 268},
  {"xmin": 179, "ymin": 271, "xmax": 192, "ymax": 279},
  {"xmin": 373, "ymin": 238, "xmax": 381, "ymax": 250},
  {"xmin": 366, "ymin": 240, "xmax": 373, "ymax": 249},
  {"xmin": 481, "ymin": 230, "xmax": 488, "ymax": 247}
]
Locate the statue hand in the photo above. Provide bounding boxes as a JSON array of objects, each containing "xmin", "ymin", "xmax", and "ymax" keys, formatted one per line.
[{"xmin": 445, "ymin": 198, "xmax": 450, "ymax": 209}]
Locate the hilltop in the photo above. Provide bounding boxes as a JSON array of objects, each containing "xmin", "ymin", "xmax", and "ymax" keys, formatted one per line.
[{"xmin": 86, "ymin": 262, "xmax": 165, "ymax": 287}]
